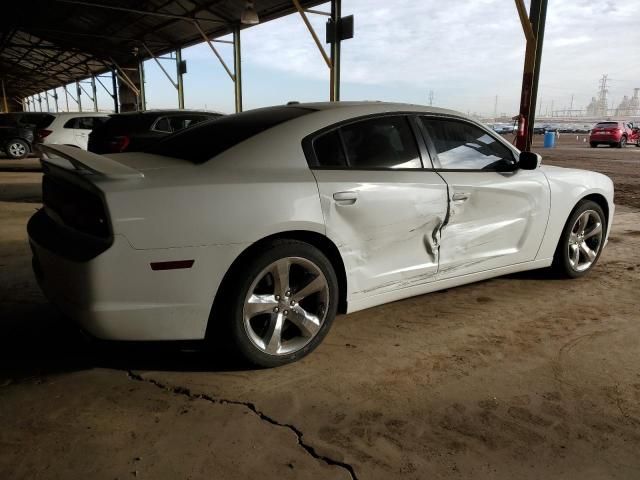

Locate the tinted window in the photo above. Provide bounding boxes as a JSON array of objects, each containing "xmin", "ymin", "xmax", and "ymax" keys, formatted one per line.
[
  {"xmin": 63, "ymin": 117, "xmax": 103, "ymax": 129},
  {"xmin": 595, "ymin": 122, "xmax": 618, "ymax": 128},
  {"xmin": 98, "ymin": 114, "xmax": 158, "ymax": 135},
  {"xmin": 146, "ymin": 106, "xmax": 315, "ymax": 163},
  {"xmin": 63, "ymin": 118, "xmax": 78, "ymax": 129},
  {"xmin": 340, "ymin": 116, "xmax": 421, "ymax": 169},
  {"xmin": 421, "ymin": 117, "xmax": 516, "ymax": 170},
  {"xmin": 12, "ymin": 113, "xmax": 55, "ymax": 128},
  {"xmin": 169, "ymin": 115, "xmax": 212, "ymax": 132},
  {"xmin": 313, "ymin": 131, "xmax": 346, "ymax": 167},
  {"xmin": 153, "ymin": 117, "xmax": 171, "ymax": 132}
]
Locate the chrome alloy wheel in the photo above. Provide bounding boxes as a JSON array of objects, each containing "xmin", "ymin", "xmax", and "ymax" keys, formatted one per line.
[
  {"xmin": 8, "ymin": 142, "xmax": 27, "ymax": 157},
  {"xmin": 567, "ymin": 209, "xmax": 603, "ymax": 272},
  {"xmin": 243, "ymin": 257, "xmax": 329, "ymax": 356}
]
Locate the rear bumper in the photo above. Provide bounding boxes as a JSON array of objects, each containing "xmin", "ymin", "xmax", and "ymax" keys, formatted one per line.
[
  {"xmin": 29, "ymin": 210, "xmax": 245, "ymax": 341},
  {"xmin": 589, "ymin": 134, "xmax": 621, "ymax": 143}
]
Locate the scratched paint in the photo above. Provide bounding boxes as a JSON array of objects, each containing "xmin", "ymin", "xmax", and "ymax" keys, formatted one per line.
[
  {"xmin": 311, "ymin": 169, "xmax": 449, "ymax": 299},
  {"xmin": 436, "ymin": 170, "xmax": 550, "ymax": 280}
]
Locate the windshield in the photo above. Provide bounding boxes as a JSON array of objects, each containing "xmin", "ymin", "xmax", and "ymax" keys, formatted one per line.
[{"xmin": 145, "ymin": 106, "xmax": 316, "ymax": 163}]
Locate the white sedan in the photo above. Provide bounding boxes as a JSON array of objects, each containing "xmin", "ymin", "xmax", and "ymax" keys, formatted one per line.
[{"xmin": 28, "ymin": 102, "xmax": 614, "ymax": 367}]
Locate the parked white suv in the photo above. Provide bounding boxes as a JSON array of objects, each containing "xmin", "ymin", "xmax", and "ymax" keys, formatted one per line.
[{"xmin": 36, "ymin": 112, "xmax": 109, "ymax": 150}]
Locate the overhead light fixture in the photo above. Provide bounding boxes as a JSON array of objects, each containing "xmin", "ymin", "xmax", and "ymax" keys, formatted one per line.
[{"xmin": 241, "ymin": 0, "xmax": 259, "ymax": 25}]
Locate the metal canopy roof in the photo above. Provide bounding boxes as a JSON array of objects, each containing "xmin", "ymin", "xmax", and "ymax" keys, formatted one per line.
[{"xmin": 0, "ymin": 0, "xmax": 325, "ymax": 100}]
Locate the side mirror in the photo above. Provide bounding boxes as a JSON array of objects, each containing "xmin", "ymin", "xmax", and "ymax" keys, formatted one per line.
[{"xmin": 518, "ymin": 151, "xmax": 541, "ymax": 170}]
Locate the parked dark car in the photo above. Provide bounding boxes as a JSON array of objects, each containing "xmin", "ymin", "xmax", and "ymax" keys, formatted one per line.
[
  {"xmin": 88, "ymin": 110, "xmax": 221, "ymax": 154},
  {"xmin": 0, "ymin": 112, "xmax": 55, "ymax": 159}
]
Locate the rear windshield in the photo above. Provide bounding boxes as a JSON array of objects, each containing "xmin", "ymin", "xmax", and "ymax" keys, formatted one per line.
[
  {"xmin": 595, "ymin": 122, "xmax": 618, "ymax": 128},
  {"xmin": 145, "ymin": 106, "xmax": 316, "ymax": 163}
]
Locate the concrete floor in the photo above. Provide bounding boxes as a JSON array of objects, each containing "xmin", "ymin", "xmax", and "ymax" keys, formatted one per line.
[{"xmin": 1, "ymin": 141, "xmax": 639, "ymax": 479}]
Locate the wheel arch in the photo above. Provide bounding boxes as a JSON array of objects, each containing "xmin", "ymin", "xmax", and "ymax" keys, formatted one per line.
[
  {"xmin": 6, "ymin": 137, "xmax": 32, "ymax": 152},
  {"xmin": 207, "ymin": 230, "xmax": 348, "ymax": 340},
  {"xmin": 580, "ymin": 193, "xmax": 610, "ymax": 227}
]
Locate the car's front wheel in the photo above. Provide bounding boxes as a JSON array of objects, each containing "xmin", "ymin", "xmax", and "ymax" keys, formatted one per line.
[
  {"xmin": 617, "ymin": 136, "xmax": 627, "ymax": 148},
  {"xmin": 5, "ymin": 139, "xmax": 29, "ymax": 159},
  {"xmin": 222, "ymin": 239, "xmax": 339, "ymax": 367},
  {"xmin": 553, "ymin": 200, "xmax": 606, "ymax": 278}
]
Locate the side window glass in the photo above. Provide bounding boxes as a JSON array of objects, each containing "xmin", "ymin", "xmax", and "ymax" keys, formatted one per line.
[
  {"xmin": 153, "ymin": 117, "xmax": 171, "ymax": 133},
  {"xmin": 63, "ymin": 118, "xmax": 79, "ymax": 129},
  {"xmin": 169, "ymin": 116, "xmax": 198, "ymax": 132},
  {"xmin": 340, "ymin": 116, "xmax": 421, "ymax": 169},
  {"xmin": 313, "ymin": 130, "xmax": 346, "ymax": 167},
  {"xmin": 77, "ymin": 117, "xmax": 95, "ymax": 129},
  {"xmin": 421, "ymin": 117, "xmax": 516, "ymax": 170}
]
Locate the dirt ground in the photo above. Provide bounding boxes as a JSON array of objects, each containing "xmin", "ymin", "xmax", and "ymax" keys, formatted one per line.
[{"xmin": 1, "ymin": 138, "xmax": 639, "ymax": 480}]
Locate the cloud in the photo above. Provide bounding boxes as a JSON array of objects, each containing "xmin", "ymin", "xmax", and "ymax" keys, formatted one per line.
[{"xmin": 235, "ymin": 0, "xmax": 639, "ymax": 114}]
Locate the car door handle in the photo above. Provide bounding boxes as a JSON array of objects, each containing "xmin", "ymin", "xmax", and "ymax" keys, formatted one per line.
[
  {"xmin": 333, "ymin": 191, "xmax": 358, "ymax": 205},
  {"xmin": 452, "ymin": 192, "xmax": 470, "ymax": 202}
]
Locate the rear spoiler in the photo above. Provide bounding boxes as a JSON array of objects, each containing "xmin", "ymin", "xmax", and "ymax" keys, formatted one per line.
[{"xmin": 38, "ymin": 144, "xmax": 144, "ymax": 180}]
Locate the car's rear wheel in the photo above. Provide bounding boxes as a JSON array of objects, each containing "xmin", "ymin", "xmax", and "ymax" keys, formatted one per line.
[
  {"xmin": 590, "ymin": 142, "xmax": 597, "ymax": 148},
  {"xmin": 618, "ymin": 136, "xmax": 627, "ymax": 148},
  {"xmin": 553, "ymin": 200, "xmax": 606, "ymax": 278},
  {"xmin": 221, "ymin": 239, "xmax": 339, "ymax": 367},
  {"xmin": 5, "ymin": 139, "xmax": 29, "ymax": 159}
]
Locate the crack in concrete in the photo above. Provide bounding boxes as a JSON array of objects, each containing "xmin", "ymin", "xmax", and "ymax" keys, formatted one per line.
[{"xmin": 126, "ymin": 371, "xmax": 357, "ymax": 480}]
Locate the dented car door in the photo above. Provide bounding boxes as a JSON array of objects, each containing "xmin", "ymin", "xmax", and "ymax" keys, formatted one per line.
[
  {"xmin": 420, "ymin": 116, "xmax": 550, "ymax": 279},
  {"xmin": 307, "ymin": 115, "xmax": 448, "ymax": 302}
]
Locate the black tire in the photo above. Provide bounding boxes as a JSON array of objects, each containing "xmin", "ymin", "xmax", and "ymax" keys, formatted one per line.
[
  {"xmin": 5, "ymin": 139, "xmax": 29, "ymax": 159},
  {"xmin": 590, "ymin": 142, "xmax": 597, "ymax": 148},
  {"xmin": 217, "ymin": 239, "xmax": 339, "ymax": 368},
  {"xmin": 552, "ymin": 200, "xmax": 606, "ymax": 279},
  {"xmin": 617, "ymin": 136, "xmax": 627, "ymax": 148}
]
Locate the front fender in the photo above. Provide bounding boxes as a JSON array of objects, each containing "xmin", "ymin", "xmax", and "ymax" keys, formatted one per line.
[{"xmin": 535, "ymin": 166, "xmax": 614, "ymax": 260}]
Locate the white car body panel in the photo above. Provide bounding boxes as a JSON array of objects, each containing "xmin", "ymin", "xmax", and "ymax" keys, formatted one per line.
[
  {"xmin": 535, "ymin": 165, "xmax": 615, "ymax": 259},
  {"xmin": 437, "ymin": 169, "xmax": 550, "ymax": 278},
  {"xmin": 40, "ymin": 112, "xmax": 109, "ymax": 150},
  {"xmin": 28, "ymin": 102, "xmax": 615, "ymax": 341},
  {"xmin": 313, "ymin": 169, "xmax": 448, "ymax": 300}
]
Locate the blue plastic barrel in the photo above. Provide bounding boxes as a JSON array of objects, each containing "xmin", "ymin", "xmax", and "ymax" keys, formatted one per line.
[{"xmin": 543, "ymin": 131, "xmax": 556, "ymax": 148}]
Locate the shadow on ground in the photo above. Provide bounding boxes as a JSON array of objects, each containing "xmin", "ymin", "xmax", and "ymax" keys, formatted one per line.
[
  {"xmin": 0, "ymin": 266, "xmax": 570, "ymax": 387},
  {"xmin": 0, "ymin": 298, "xmax": 254, "ymax": 386}
]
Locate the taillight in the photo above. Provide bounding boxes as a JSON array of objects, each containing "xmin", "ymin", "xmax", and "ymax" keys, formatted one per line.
[
  {"xmin": 38, "ymin": 129, "xmax": 52, "ymax": 139},
  {"xmin": 108, "ymin": 135, "xmax": 130, "ymax": 153}
]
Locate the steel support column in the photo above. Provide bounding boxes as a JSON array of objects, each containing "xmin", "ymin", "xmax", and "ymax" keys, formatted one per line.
[
  {"xmin": 1, "ymin": 79, "xmax": 8, "ymax": 112},
  {"xmin": 514, "ymin": 0, "xmax": 548, "ymax": 151},
  {"xmin": 45, "ymin": 90, "xmax": 50, "ymax": 112},
  {"xmin": 138, "ymin": 61, "xmax": 146, "ymax": 111},
  {"xmin": 233, "ymin": 26, "xmax": 242, "ymax": 113},
  {"xmin": 330, "ymin": 0, "xmax": 341, "ymax": 101},
  {"xmin": 64, "ymin": 86, "xmax": 70, "ymax": 111},
  {"xmin": 111, "ymin": 70, "xmax": 119, "ymax": 113},
  {"xmin": 91, "ymin": 77, "xmax": 98, "ymax": 111},
  {"xmin": 37, "ymin": 93, "xmax": 42, "ymax": 111},
  {"xmin": 76, "ymin": 80, "xmax": 83, "ymax": 112},
  {"xmin": 176, "ymin": 48, "xmax": 185, "ymax": 109}
]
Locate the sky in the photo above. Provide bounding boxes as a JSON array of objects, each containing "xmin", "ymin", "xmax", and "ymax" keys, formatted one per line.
[{"xmin": 36, "ymin": 0, "xmax": 639, "ymax": 118}]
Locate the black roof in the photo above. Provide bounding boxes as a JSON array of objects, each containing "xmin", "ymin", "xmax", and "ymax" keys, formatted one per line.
[{"xmin": 1, "ymin": 0, "xmax": 325, "ymax": 102}]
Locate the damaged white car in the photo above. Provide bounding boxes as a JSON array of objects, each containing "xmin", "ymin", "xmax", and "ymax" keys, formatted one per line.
[{"xmin": 28, "ymin": 102, "xmax": 614, "ymax": 367}]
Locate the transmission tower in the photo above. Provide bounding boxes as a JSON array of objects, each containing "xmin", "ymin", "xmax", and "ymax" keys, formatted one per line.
[
  {"xmin": 597, "ymin": 74, "xmax": 609, "ymax": 117},
  {"xmin": 428, "ymin": 90, "xmax": 434, "ymax": 106}
]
